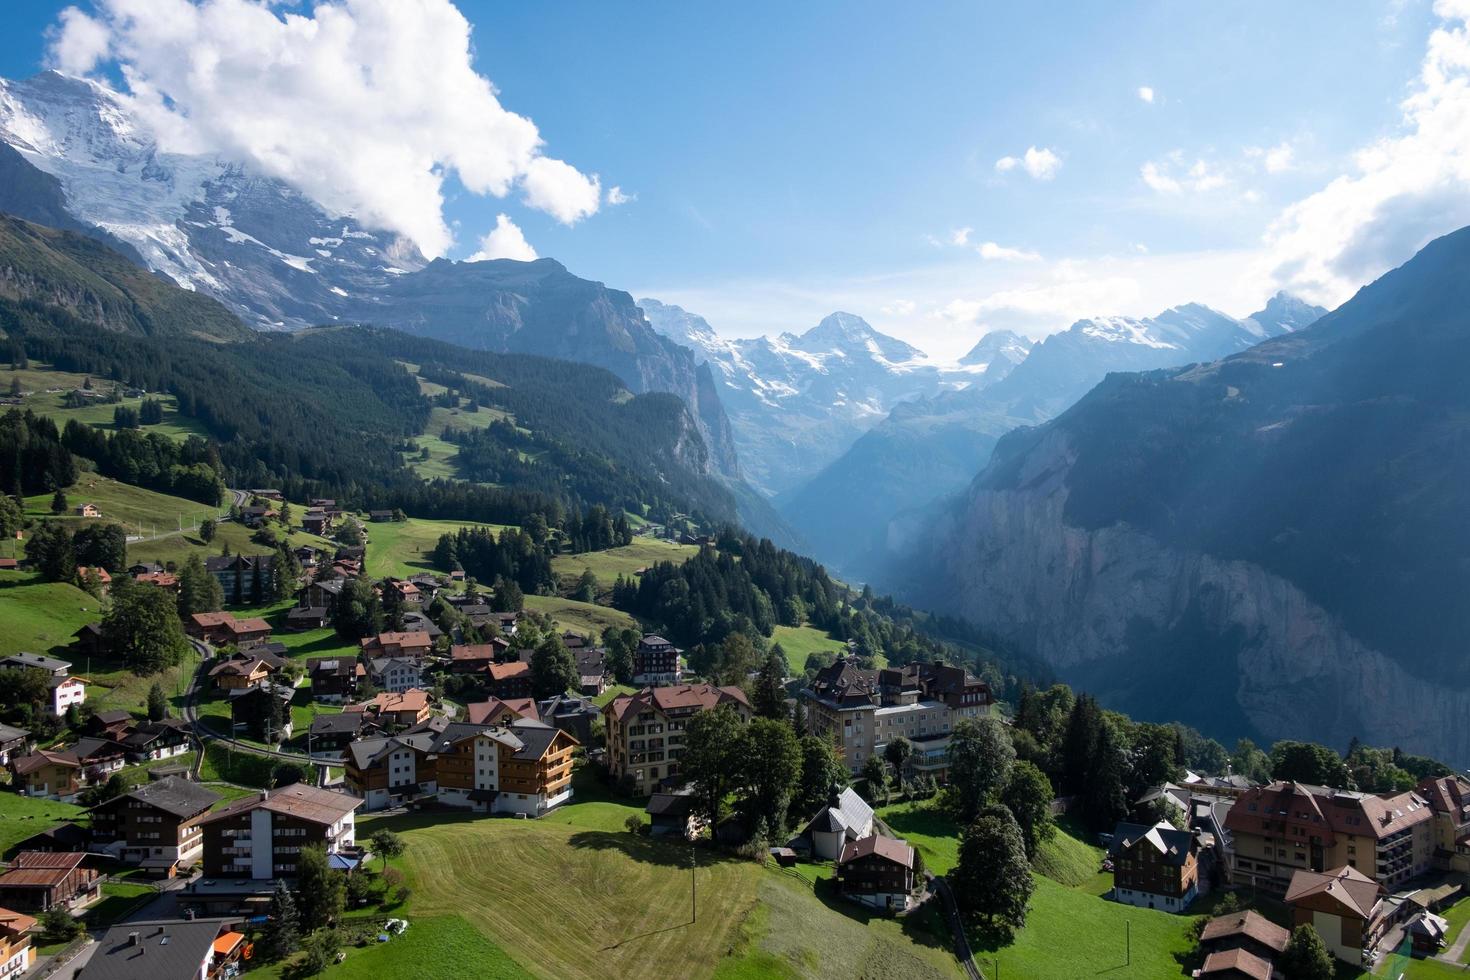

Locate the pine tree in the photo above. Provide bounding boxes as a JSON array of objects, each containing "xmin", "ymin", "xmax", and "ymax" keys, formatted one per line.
[
  {"xmin": 260, "ymin": 879, "xmax": 300, "ymax": 962},
  {"xmin": 294, "ymin": 845, "xmax": 344, "ymax": 930},
  {"xmin": 50, "ymin": 487, "xmax": 68, "ymax": 514},
  {"xmin": 146, "ymin": 682, "xmax": 169, "ymax": 722},
  {"xmin": 752, "ymin": 648, "xmax": 788, "ymax": 719},
  {"xmin": 1280, "ymin": 924, "xmax": 1335, "ymax": 980}
]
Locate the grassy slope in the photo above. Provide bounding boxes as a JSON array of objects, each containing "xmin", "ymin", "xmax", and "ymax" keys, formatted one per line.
[
  {"xmin": 550, "ymin": 539, "xmax": 699, "ymax": 590},
  {"xmin": 0, "ymin": 792, "xmax": 85, "ymax": 856},
  {"xmin": 523, "ymin": 594, "xmax": 638, "ymax": 638},
  {"xmin": 362, "ymin": 517, "xmax": 513, "ymax": 580},
  {"xmin": 0, "ymin": 570, "xmax": 99, "ymax": 656},
  {"xmin": 10, "ymin": 363, "xmax": 209, "ymax": 443},
  {"xmin": 23, "ymin": 476, "xmax": 226, "ymax": 538},
  {"xmin": 770, "ymin": 624, "xmax": 847, "ymax": 666}
]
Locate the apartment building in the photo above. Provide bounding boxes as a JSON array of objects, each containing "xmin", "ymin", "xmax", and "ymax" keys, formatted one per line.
[
  {"xmin": 0, "ymin": 907, "xmax": 35, "ymax": 980},
  {"xmin": 800, "ymin": 657, "xmax": 993, "ymax": 774},
  {"xmin": 1416, "ymin": 775, "xmax": 1470, "ymax": 873},
  {"xmin": 88, "ymin": 776, "xmax": 222, "ymax": 874},
  {"xmin": 632, "ymin": 635, "xmax": 682, "ymax": 685},
  {"xmin": 344, "ymin": 719, "xmax": 577, "ymax": 815},
  {"xmin": 603, "ymin": 684, "xmax": 751, "ymax": 795},
  {"xmin": 199, "ymin": 785, "xmax": 359, "ymax": 879},
  {"xmin": 1224, "ymin": 781, "xmax": 1435, "ymax": 894}
]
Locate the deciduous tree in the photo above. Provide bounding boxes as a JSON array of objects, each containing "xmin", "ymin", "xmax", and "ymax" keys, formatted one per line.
[
  {"xmin": 1280, "ymin": 924, "xmax": 1334, "ymax": 980},
  {"xmin": 947, "ymin": 716, "xmax": 1015, "ymax": 823},
  {"xmin": 1000, "ymin": 760, "xmax": 1055, "ymax": 859},
  {"xmin": 102, "ymin": 578, "xmax": 188, "ymax": 673},
  {"xmin": 950, "ymin": 805, "xmax": 1034, "ymax": 939},
  {"xmin": 681, "ymin": 704, "xmax": 747, "ymax": 824},
  {"xmin": 294, "ymin": 845, "xmax": 344, "ymax": 930}
]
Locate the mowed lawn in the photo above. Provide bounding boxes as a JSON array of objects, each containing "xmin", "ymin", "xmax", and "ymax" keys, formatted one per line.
[
  {"xmin": 770, "ymin": 623, "xmax": 847, "ymax": 665},
  {"xmin": 24, "ymin": 476, "xmax": 225, "ymax": 536},
  {"xmin": 384, "ymin": 816, "xmax": 762, "ymax": 980},
  {"xmin": 0, "ymin": 571, "xmax": 100, "ymax": 657},
  {"xmin": 551, "ymin": 538, "xmax": 699, "ymax": 588}
]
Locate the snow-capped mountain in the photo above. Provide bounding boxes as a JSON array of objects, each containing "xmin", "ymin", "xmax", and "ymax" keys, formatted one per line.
[
  {"xmin": 639, "ymin": 300, "xmax": 1026, "ymax": 496},
  {"xmin": 778, "ymin": 297, "xmax": 1328, "ymax": 580},
  {"xmin": 0, "ymin": 70, "xmax": 425, "ymax": 330}
]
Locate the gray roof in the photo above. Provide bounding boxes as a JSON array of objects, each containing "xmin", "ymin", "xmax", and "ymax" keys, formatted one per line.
[
  {"xmin": 0, "ymin": 652, "xmax": 71, "ymax": 672},
  {"xmin": 81, "ymin": 918, "xmax": 240, "ymax": 980},
  {"xmin": 96, "ymin": 776, "xmax": 220, "ymax": 819},
  {"xmin": 1111, "ymin": 820, "xmax": 1197, "ymax": 867},
  {"xmin": 0, "ymin": 723, "xmax": 31, "ymax": 743},
  {"xmin": 310, "ymin": 713, "xmax": 371, "ymax": 736}
]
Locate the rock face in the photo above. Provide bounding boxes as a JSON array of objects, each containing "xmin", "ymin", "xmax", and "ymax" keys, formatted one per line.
[
  {"xmin": 784, "ymin": 299, "xmax": 1322, "ymax": 581},
  {"xmin": 904, "ymin": 225, "xmax": 1470, "ymax": 763},
  {"xmin": 0, "ymin": 70, "xmax": 742, "ymax": 480}
]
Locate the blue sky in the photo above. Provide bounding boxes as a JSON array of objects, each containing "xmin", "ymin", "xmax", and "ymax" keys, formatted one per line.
[{"xmin": 3, "ymin": 1, "xmax": 1467, "ymax": 357}]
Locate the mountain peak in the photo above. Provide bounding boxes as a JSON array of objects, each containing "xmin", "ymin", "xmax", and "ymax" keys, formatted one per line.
[
  {"xmin": 788, "ymin": 311, "xmax": 924, "ymax": 362},
  {"xmin": 1244, "ymin": 291, "xmax": 1328, "ymax": 338},
  {"xmin": 959, "ymin": 329, "xmax": 1033, "ymax": 366}
]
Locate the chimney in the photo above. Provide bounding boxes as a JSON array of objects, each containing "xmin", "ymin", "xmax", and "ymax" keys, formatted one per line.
[{"xmin": 127, "ymin": 931, "xmax": 140, "ymax": 947}]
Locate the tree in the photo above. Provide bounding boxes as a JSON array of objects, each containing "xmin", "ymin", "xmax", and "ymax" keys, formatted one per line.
[
  {"xmin": 39, "ymin": 908, "xmax": 83, "ymax": 944},
  {"xmin": 270, "ymin": 544, "xmax": 301, "ymax": 603},
  {"xmin": 294, "ymin": 845, "xmax": 345, "ymax": 930},
  {"xmin": 1061, "ymin": 695, "xmax": 1105, "ymax": 797},
  {"xmin": 298, "ymin": 928, "xmax": 341, "ymax": 976},
  {"xmin": 50, "ymin": 487, "xmax": 68, "ymax": 514},
  {"xmin": 369, "ymin": 828, "xmax": 405, "ymax": 872},
  {"xmin": 740, "ymin": 716, "xmax": 802, "ymax": 834},
  {"xmin": 884, "ymin": 736, "xmax": 913, "ymax": 783},
  {"xmin": 573, "ymin": 569, "xmax": 597, "ymax": 603},
  {"xmin": 1000, "ymin": 760, "xmax": 1055, "ymax": 859},
  {"xmin": 947, "ymin": 716, "xmax": 1016, "ymax": 824},
  {"xmin": 950, "ymin": 805, "xmax": 1034, "ymax": 939},
  {"xmin": 260, "ymin": 880, "xmax": 301, "ymax": 962},
  {"xmin": 102, "ymin": 578, "xmax": 189, "ymax": 673},
  {"xmin": 380, "ymin": 578, "xmax": 406, "ymax": 631},
  {"xmin": 146, "ymin": 682, "xmax": 169, "ymax": 721},
  {"xmin": 26, "ymin": 520, "xmax": 75, "ymax": 583},
  {"xmin": 681, "ymin": 704, "xmax": 747, "ymax": 824},
  {"xmin": 862, "ymin": 753, "xmax": 890, "ymax": 805},
  {"xmin": 1270, "ymin": 741, "xmax": 1353, "ymax": 788},
  {"xmin": 334, "ymin": 517, "xmax": 365, "ymax": 547},
  {"xmin": 1083, "ymin": 721, "xmax": 1130, "ymax": 832},
  {"xmin": 530, "ymin": 634, "xmax": 579, "ymax": 699},
  {"xmin": 333, "ymin": 576, "xmax": 383, "ymax": 640},
  {"xmin": 1231, "ymin": 738, "xmax": 1272, "ymax": 784},
  {"xmin": 792, "ymin": 734, "xmax": 847, "ymax": 820},
  {"xmin": 199, "ymin": 517, "xmax": 217, "ymax": 543},
  {"xmin": 0, "ymin": 494, "xmax": 21, "ymax": 543},
  {"xmin": 177, "ymin": 553, "xmax": 224, "ymax": 617},
  {"xmin": 602, "ymin": 627, "xmax": 638, "ymax": 685},
  {"xmin": 73, "ymin": 522, "xmax": 127, "ymax": 572},
  {"xmin": 751, "ymin": 648, "xmax": 788, "ymax": 720},
  {"xmin": 1280, "ymin": 924, "xmax": 1335, "ymax": 980},
  {"xmin": 139, "ymin": 398, "xmax": 164, "ymax": 425}
]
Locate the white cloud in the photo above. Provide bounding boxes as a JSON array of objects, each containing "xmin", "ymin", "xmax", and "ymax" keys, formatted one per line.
[
  {"xmin": 1140, "ymin": 161, "xmax": 1182, "ymax": 194},
  {"xmin": 1137, "ymin": 86, "xmax": 1155, "ymax": 103},
  {"xmin": 606, "ymin": 185, "xmax": 635, "ymax": 206},
  {"xmin": 468, "ymin": 213, "xmax": 537, "ymax": 262},
  {"xmin": 48, "ymin": 7, "xmax": 111, "ymax": 75},
  {"xmin": 1260, "ymin": 0, "xmax": 1470, "ymax": 305},
  {"xmin": 977, "ymin": 241, "xmax": 1041, "ymax": 261},
  {"xmin": 1263, "ymin": 142, "xmax": 1295, "ymax": 174},
  {"xmin": 949, "ymin": 226, "xmax": 973, "ymax": 246},
  {"xmin": 881, "ymin": 299, "xmax": 917, "ymax": 316},
  {"xmin": 994, "ymin": 146, "xmax": 1061, "ymax": 180},
  {"xmin": 48, "ymin": 0, "xmax": 601, "ymax": 258},
  {"xmin": 1141, "ymin": 154, "xmax": 1231, "ymax": 194}
]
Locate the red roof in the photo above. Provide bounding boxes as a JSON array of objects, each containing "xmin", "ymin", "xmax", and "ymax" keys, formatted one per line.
[
  {"xmin": 465, "ymin": 697, "xmax": 539, "ymax": 725},
  {"xmin": 487, "ymin": 661, "xmax": 530, "ymax": 681},
  {"xmin": 605, "ymin": 683, "xmax": 750, "ymax": 722},
  {"xmin": 838, "ymin": 834, "xmax": 914, "ymax": 869}
]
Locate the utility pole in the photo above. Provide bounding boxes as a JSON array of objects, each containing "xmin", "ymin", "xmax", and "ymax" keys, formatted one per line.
[
  {"xmin": 1126, "ymin": 920, "xmax": 1130, "ymax": 966},
  {"xmin": 690, "ymin": 843, "xmax": 697, "ymax": 924}
]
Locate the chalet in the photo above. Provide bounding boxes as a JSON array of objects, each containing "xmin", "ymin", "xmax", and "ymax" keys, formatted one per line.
[
  {"xmin": 48, "ymin": 674, "xmax": 87, "ymax": 716},
  {"xmin": 204, "ymin": 553, "xmax": 276, "ymax": 604},
  {"xmin": 369, "ymin": 510, "xmax": 395, "ymax": 522},
  {"xmin": 302, "ymin": 577, "xmax": 346, "ymax": 609},
  {"xmin": 310, "ymin": 498, "xmax": 339, "ymax": 512},
  {"xmin": 133, "ymin": 570, "xmax": 179, "ymax": 593},
  {"xmin": 803, "ymin": 787, "xmax": 876, "ymax": 861},
  {"xmin": 335, "ymin": 544, "xmax": 365, "ymax": 562},
  {"xmin": 238, "ymin": 640, "xmax": 289, "ymax": 664},
  {"xmin": 249, "ymin": 489, "xmax": 284, "ymax": 501},
  {"xmin": 466, "ymin": 697, "xmax": 539, "ymax": 726},
  {"xmin": 208, "ymin": 652, "xmax": 278, "ymax": 691},
  {"xmin": 536, "ymin": 693, "xmax": 600, "ymax": 744},
  {"xmin": 0, "ymin": 852, "xmax": 100, "ymax": 912},
  {"xmin": 239, "ymin": 505, "xmax": 277, "ymax": 527},
  {"xmin": 480, "ymin": 660, "xmax": 529, "ymax": 699},
  {"xmin": 223, "ymin": 617, "xmax": 272, "ymax": 647},
  {"xmin": 74, "ymin": 503, "xmax": 101, "ymax": 518},
  {"xmin": 451, "ymin": 643, "xmax": 499, "ymax": 674},
  {"xmin": 359, "ymin": 631, "xmax": 432, "ymax": 661},
  {"xmin": 835, "ymin": 835, "xmax": 915, "ymax": 911},
  {"xmin": 0, "ymin": 653, "xmax": 85, "ymax": 715},
  {"xmin": 128, "ymin": 562, "xmax": 165, "ymax": 577},
  {"xmin": 198, "ymin": 784, "xmax": 359, "ymax": 879},
  {"xmin": 400, "ymin": 610, "xmax": 442, "ymax": 638},
  {"xmin": 343, "ymin": 731, "xmax": 438, "ymax": 810},
  {"xmin": 633, "ymin": 634, "xmax": 682, "ymax": 685},
  {"xmin": 71, "ymin": 622, "xmax": 109, "ymax": 657},
  {"xmin": 10, "ymin": 749, "xmax": 82, "ymax": 801},
  {"xmin": 1285, "ymin": 864, "xmax": 1389, "ymax": 964},
  {"xmin": 1225, "ymin": 781, "xmax": 1434, "ymax": 893},
  {"xmin": 306, "ymin": 657, "xmax": 363, "ymax": 703},
  {"xmin": 365, "ymin": 656, "xmax": 423, "ymax": 694},
  {"xmin": 307, "ymin": 712, "xmax": 380, "ymax": 755},
  {"xmin": 345, "ymin": 689, "xmax": 432, "ymax": 729},
  {"xmin": 75, "ymin": 566, "xmax": 112, "ymax": 595},
  {"xmin": 85, "ymin": 709, "xmax": 134, "ymax": 741},
  {"xmin": 121, "ymin": 718, "xmax": 192, "ymax": 762},
  {"xmin": 1197, "ymin": 948, "xmax": 1276, "ymax": 980},
  {"xmin": 88, "ymin": 776, "xmax": 221, "ymax": 874},
  {"xmin": 301, "ymin": 509, "xmax": 332, "ymax": 535},
  {"xmin": 1408, "ymin": 911, "xmax": 1451, "ymax": 958},
  {"xmin": 575, "ymin": 646, "xmax": 608, "ymax": 696},
  {"xmin": 1198, "ymin": 910, "xmax": 1290, "ymax": 973},
  {"xmin": 81, "ymin": 917, "xmax": 249, "ymax": 980},
  {"xmin": 73, "ymin": 738, "xmax": 128, "ymax": 780},
  {"xmin": 0, "ymin": 724, "xmax": 30, "ymax": 767},
  {"xmin": 0, "ymin": 558, "xmax": 15, "ymax": 571},
  {"xmin": 646, "ymin": 790, "xmax": 704, "ymax": 840},
  {"xmin": 187, "ymin": 612, "xmax": 234, "ymax": 645},
  {"xmin": 0, "ymin": 906, "xmax": 36, "ymax": 980},
  {"xmin": 1109, "ymin": 820, "xmax": 1200, "ymax": 912},
  {"xmin": 286, "ymin": 605, "xmax": 330, "ymax": 630},
  {"xmin": 0, "ymin": 652, "xmax": 69, "ymax": 678},
  {"xmin": 603, "ymin": 684, "xmax": 752, "ymax": 795},
  {"xmin": 12, "ymin": 823, "xmax": 89, "ymax": 856}
]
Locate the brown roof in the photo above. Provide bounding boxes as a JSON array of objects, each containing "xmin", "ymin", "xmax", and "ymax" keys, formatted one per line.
[
  {"xmin": 605, "ymin": 683, "xmax": 751, "ymax": 722},
  {"xmin": 1417, "ymin": 775, "xmax": 1470, "ymax": 821},
  {"xmin": 0, "ymin": 907, "xmax": 37, "ymax": 935},
  {"xmin": 11, "ymin": 748, "xmax": 80, "ymax": 775},
  {"xmin": 226, "ymin": 617, "xmax": 271, "ymax": 634},
  {"xmin": 354, "ymin": 689, "xmax": 430, "ymax": 714},
  {"xmin": 190, "ymin": 612, "xmax": 234, "ymax": 628},
  {"xmin": 364, "ymin": 631, "xmax": 431, "ymax": 647},
  {"xmin": 465, "ymin": 697, "xmax": 539, "ymax": 725},
  {"xmin": 838, "ymin": 834, "xmax": 914, "ymax": 869},
  {"xmin": 487, "ymin": 661, "xmax": 530, "ymax": 682},
  {"xmin": 450, "ymin": 644, "xmax": 497, "ymax": 662},
  {"xmin": 1199, "ymin": 947, "xmax": 1273, "ymax": 980},
  {"xmin": 0, "ymin": 850, "xmax": 87, "ymax": 888},
  {"xmin": 1225, "ymin": 781, "xmax": 1433, "ymax": 845},
  {"xmin": 1199, "ymin": 910, "xmax": 1290, "ymax": 954},
  {"xmin": 1285, "ymin": 865, "xmax": 1383, "ymax": 919},
  {"xmin": 199, "ymin": 783, "xmax": 360, "ymax": 828}
]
